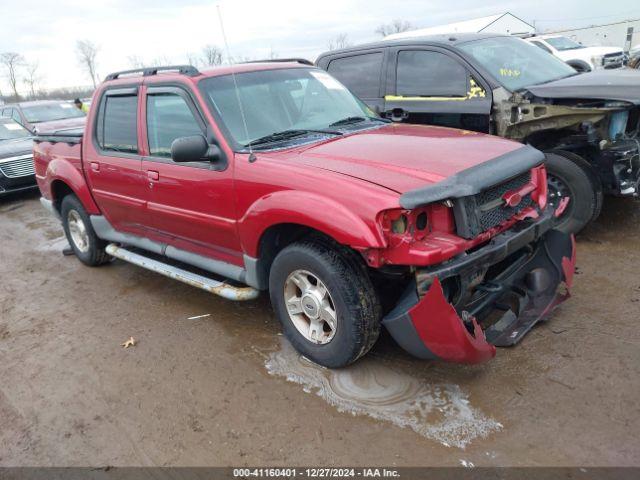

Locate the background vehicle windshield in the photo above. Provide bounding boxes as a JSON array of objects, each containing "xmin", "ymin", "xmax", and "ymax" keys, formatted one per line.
[
  {"xmin": 459, "ymin": 36, "xmax": 577, "ymax": 91},
  {"xmin": 22, "ymin": 102, "xmax": 86, "ymax": 123},
  {"xmin": 199, "ymin": 68, "xmax": 375, "ymax": 147},
  {"xmin": 545, "ymin": 36, "xmax": 585, "ymax": 51},
  {"xmin": 0, "ymin": 119, "xmax": 31, "ymax": 141}
]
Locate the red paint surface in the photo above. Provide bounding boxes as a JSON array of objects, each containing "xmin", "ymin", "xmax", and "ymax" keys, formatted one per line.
[{"xmin": 408, "ymin": 278, "xmax": 496, "ymax": 364}]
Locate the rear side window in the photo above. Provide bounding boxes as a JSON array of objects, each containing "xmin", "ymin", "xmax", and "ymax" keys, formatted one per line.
[
  {"xmin": 326, "ymin": 53, "xmax": 383, "ymax": 98},
  {"xmin": 146, "ymin": 93, "xmax": 202, "ymax": 158},
  {"xmin": 98, "ymin": 94, "xmax": 138, "ymax": 154},
  {"xmin": 396, "ymin": 51, "xmax": 467, "ymax": 97}
]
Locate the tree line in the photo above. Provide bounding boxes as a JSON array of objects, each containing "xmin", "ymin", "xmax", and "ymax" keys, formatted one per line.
[{"xmin": 1, "ymin": 19, "xmax": 413, "ymax": 102}]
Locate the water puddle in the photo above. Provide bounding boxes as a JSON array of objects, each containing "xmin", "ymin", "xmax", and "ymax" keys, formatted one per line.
[
  {"xmin": 35, "ymin": 235, "xmax": 68, "ymax": 253},
  {"xmin": 265, "ymin": 340, "xmax": 502, "ymax": 449}
]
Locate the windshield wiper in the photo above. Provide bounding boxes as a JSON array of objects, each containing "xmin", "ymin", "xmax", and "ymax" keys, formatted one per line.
[
  {"xmin": 329, "ymin": 116, "xmax": 389, "ymax": 127},
  {"xmin": 244, "ymin": 129, "xmax": 342, "ymax": 148}
]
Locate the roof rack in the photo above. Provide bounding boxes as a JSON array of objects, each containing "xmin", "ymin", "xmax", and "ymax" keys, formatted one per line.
[
  {"xmin": 104, "ymin": 65, "xmax": 201, "ymax": 81},
  {"xmin": 241, "ymin": 58, "xmax": 314, "ymax": 66}
]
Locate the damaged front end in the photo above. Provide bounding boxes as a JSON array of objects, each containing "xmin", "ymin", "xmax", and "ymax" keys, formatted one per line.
[
  {"xmin": 382, "ymin": 209, "xmax": 575, "ymax": 364},
  {"xmin": 493, "ymin": 88, "xmax": 640, "ymax": 197}
]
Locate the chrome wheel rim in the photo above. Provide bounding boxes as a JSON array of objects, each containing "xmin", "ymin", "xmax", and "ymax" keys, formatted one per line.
[
  {"xmin": 284, "ymin": 269, "xmax": 337, "ymax": 344},
  {"xmin": 67, "ymin": 210, "xmax": 89, "ymax": 253}
]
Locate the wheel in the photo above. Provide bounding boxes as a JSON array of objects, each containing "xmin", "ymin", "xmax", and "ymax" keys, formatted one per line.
[
  {"xmin": 552, "ymin": 150, "xmax": 603, "ymax": 224},
  {"xmin": 567, "ymin": 60, "xmax": 592, "ymax": 73},
  {"xmin": 544, "ymin": 152, "xmax": 599, "ymax": 234},
  {"xmin": 61, "ymin": 194, "xmax": 110, "ymax": 266},
  {"xmin": 269, "ymin": 238, "xmax": 381, "ymax": 368}
]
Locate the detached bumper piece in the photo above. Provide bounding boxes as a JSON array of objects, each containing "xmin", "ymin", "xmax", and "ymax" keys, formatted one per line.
[{"xmin": 383, "ymin": 212, "xmax": 575, "ymax": 364}]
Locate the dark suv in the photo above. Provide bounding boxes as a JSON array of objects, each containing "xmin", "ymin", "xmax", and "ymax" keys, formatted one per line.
[{"xmin": 317, "ymin": 33, "xmax": 640, "ymax": 234}]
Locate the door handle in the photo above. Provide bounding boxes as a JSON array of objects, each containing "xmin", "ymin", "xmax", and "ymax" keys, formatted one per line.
[
  {"xmin": 90, "ymin": 162, "xmax": 100, "ymax": 172},
  {"xmin": 386, "ymin": 108, "xmax": 409, "ymax": 122},
  {"xmin": 147, "ymin": 170, "xmax": 159, "ymax": 181}
]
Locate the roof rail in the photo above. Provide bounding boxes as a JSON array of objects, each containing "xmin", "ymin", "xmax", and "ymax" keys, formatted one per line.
[
  {"xmin": 241, "ymin": 58, "xmax": 314, "ymax": 66},
  {"xmin": 104, "ymin": 65, "xmax": 201, "ymax": 81}
]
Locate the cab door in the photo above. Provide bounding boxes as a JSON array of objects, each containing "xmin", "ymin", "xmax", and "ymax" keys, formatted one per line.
[
  {"xmin": 84, "ymin": 86, "xmax": 150, "ymax": 236},
  {"xmin": 383, "ymin": 47, "xmax": 493, "ymax": 133},
  {"xmin": 323, "ymin": 50, "xmax": 386, "ymax": 114},
  {"xmin": 140, "ymin": 84, "xmax": 241, "ymax": 266}
]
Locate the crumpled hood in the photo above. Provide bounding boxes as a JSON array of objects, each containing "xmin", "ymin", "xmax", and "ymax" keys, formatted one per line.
[
  {"xmin": 525, "ymin": 69, "xmax": 640, "ymax": 104},
  {"xmin": 295, "ymin": 124, "xmax": 525, "ymax": 193},
  {"xmin": 0, "ymin": 137, "xmax": 34, "ymax": 159},
  {"xmin": 33, "ymin": 116, "xmax": 86, "ymax": 134}
]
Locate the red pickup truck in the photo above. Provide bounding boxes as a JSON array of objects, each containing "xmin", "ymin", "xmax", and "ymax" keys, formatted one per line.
[{"xmin": 34, "ymin": 62, "xmax": 575, "ymax": 368}]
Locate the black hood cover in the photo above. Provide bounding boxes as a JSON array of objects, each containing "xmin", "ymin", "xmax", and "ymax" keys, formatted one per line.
[
  {"xmin": 525, "ymin": 69, "xmax": 640, "ymax": 105},
  {"xmin": 0, "ymin": 137, "xmax": 34, "ymax": 159}
]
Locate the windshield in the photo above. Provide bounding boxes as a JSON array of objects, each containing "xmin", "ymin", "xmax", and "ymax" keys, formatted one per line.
[
  {"xmin": 459, "ymin": 36, "xmax": 577, "ymax": 91},
  {"xmin": 545, "ymin": 36, "xmax": 584, "ymax": 51},
  {"xmin": 22, "ymin": 102, "xmax": 86, "ymax": 123},
  {"xmin": 0, "ymin": 119, "xmax": 31, "ymax": 141},
  {"xmin": 199, "ymin": 68, "xmax": 378, "ymax": 149}
]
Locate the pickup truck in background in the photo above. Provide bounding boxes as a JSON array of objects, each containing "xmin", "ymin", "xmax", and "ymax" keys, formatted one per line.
[
  {"xmin": 34, "ymin": 62, "xmax": 574, "ymax": 368},
  {"xmin": 317, "ymin": 33, "xmax": 640, "ymax": 234},
  {"xmin": 526, "ymin": 35, "xmax": 626, "ymax": 72}
]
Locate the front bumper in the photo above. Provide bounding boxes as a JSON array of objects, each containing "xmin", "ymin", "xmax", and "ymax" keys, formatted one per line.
[
  {"xmin": 0, "ymin": 173, "xmax": 38, "ymax": 196},
  {"xmin": 382, "ymin": 210, "xmax": 575, "ymax": 363}
]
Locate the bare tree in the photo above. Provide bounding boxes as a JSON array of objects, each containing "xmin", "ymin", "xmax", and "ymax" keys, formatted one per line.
[
  {"xmin": 375, "ymin": 19, "xmax": 413, "ymax": 37},
  {"xmin": 23, "ymin": 62, "xmax": 42, "ymax": 98},
  {"xmin": 185, "ymin": 52, "xmax": 200, "ymax": 67},
  {"xmin": 327, "ymin": 33, "xmax": 351, "ymax": 51},
  {"xmin": 1, "ymin": 52, "xmax": 25, "ymax": 98},
  {"xmin": 127, "ymin": 55, "xmax": 146, "ymax": 69},
  {"xmin": 201, "ymin": 44, "xmax": 223, "ymax": 66},
  {"xmin": 150, "ymin": 55, "xmax": 173, "ymax": 66},
  {"xmin": 76, "ymin": 40, "xmax": 99, "ymax": 88}
]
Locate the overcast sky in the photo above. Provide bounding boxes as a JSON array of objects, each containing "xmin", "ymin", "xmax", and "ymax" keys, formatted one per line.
[{"xmin": 1, "ymin": 0, "xmax": 639, "ymax": 94}]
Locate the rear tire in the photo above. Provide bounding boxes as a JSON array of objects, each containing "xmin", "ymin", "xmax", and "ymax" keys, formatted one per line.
[
  {"xmin": 269, "ymin": 238, "xmax": 381, "ymax": 368},
  {"xmin": 544, "ymin": 152, "xmax": 600, "ymax": 234},
  {"xmin": 61, "ymin": 194, "xmax": 110, "ymax": 266}
]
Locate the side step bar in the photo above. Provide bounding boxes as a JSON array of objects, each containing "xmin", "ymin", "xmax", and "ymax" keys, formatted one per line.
[{"xmin": 105, "ymin": 244, "xmax": 260, "ymax": 301}]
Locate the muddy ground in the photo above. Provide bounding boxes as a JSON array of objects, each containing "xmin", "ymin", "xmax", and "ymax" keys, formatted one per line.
[{"xmin": 0, "ymin": 191, "xmax": 639, "ymax": 467}]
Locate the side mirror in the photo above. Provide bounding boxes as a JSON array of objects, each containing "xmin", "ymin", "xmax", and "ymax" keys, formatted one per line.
[{"xmin": 171, "ymin": 135, "xmax": 221, "ymax": 163}]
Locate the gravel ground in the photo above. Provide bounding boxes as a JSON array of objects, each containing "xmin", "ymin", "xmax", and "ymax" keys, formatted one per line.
[{"xmin": 0, "ymin": 191, "xmax": 639, "ymax": 467}]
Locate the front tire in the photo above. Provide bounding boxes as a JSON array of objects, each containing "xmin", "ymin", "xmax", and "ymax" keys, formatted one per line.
[
  {"xmin": 61, "ymin": 194, "xmax": 110, "ymax": 266},
  {"xmin": 269, "ymin": 238, "xmax": 381, "ymax": 368},
  {"xmin": 545, "ymin": 152, "xmax": 600, "ymax": 234}
]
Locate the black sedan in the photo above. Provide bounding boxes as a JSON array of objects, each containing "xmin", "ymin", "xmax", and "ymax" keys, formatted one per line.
[{"xmin": 0, "ymin": 118, "xmax": 37, "ymax": 196}]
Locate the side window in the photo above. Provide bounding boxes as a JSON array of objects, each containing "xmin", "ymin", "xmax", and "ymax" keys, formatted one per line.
[
  {"xmin": 396, "ymin": 50, "xmax": 468, "ymax": 97},
  {"xmin": 98, "ymin": 95, "xmax": 138, "ymax": 154},
  {"xmin": 12, "ymin": 109, "xmax": 21, "ymax": 124},
  {"xmin": 531, "ymin": 41, "xmax": 552, "ymax": 54},
  {"xmin": 146, "ymin": 93, "xmax": 202, "ymax": 158},
  {"xmin": 326, "ymin": 53, "xmax": 383, "ymax": 99}
]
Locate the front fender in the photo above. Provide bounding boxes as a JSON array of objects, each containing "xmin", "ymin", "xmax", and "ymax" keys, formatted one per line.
[{"xmin": 239, "ymin": 190, "xmax": 386, "ymax": 257}]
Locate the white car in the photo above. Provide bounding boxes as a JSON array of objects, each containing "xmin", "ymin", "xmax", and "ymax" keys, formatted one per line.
[{"xmin": 526, "ymin": 35, "xmax": 625, "ymax": 72}]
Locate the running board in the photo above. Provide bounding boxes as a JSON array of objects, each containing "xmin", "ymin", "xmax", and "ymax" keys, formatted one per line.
[{"xmin": 105, "ymin": 244, "xmax": 260, "ymax": 301}]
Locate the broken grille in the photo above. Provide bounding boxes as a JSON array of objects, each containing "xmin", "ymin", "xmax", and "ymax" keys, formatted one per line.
[
  {"xmin": 0, "ymin": 155, "xmax": 35, "ymax": 178},
  {"xmin": 453, "ymin": 172, "xmax": 533, "ymax": 239}
]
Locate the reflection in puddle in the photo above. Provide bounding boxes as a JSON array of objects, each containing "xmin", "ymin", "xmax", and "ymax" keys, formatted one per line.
[{"xmin": 265, "ymin": 340, "xmax": 502, "ymax": 448}]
